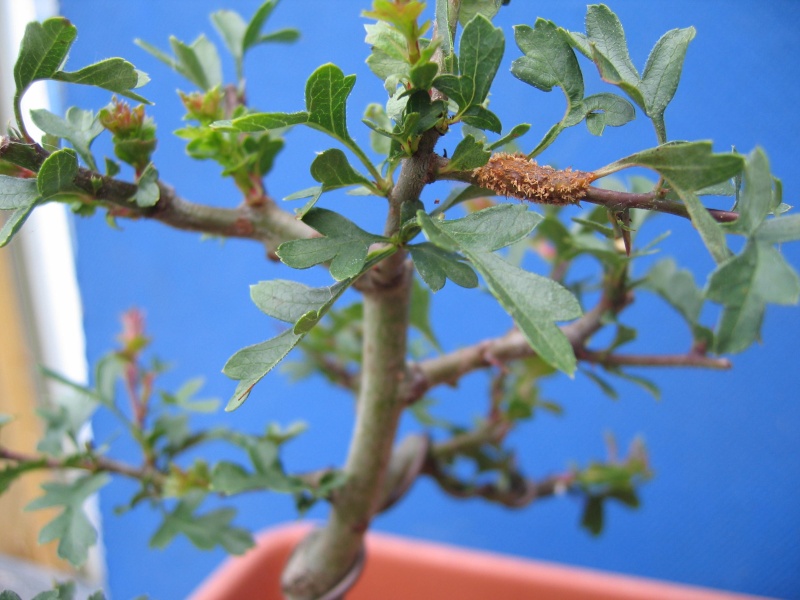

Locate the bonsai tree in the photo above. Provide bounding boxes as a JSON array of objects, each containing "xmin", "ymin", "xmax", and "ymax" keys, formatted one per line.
[{"xmin": 1, "ymin": 1, "xmax": 797, "ymax": 598}]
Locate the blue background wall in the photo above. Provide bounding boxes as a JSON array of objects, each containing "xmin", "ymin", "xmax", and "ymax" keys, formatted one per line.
[{"xmin": 56, "ymin": 1, "xmax": 800, "ymax": 599}]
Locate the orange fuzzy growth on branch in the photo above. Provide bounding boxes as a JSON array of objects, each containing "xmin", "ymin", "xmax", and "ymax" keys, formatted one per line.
[{"xmin": 474, "ymin": 153, "xmax": 593, "ymax": 205}]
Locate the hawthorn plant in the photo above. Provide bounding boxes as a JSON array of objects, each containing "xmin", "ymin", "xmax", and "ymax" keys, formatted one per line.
[{"xmin": 0, "ymin": 1, "xmax": 798, "ymax": 599}]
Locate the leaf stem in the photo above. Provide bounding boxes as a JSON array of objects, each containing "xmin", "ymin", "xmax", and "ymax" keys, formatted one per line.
[{"xmin": 345, "ymin": 138, "xmax": 386, "ymax": 191}]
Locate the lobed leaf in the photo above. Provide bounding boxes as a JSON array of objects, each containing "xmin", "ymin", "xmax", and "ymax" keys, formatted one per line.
[
  {"xmin": 30, "ymin": 107, "xmax": 103, "ymax": 170},
  {"xmin": 150, "ymin": 492, "xmax": 253, "ymax": 554},
  {"xmin": 417, "ymin": 206, "xmax": 581, "ymax": 373},
  {"xmin": 14, "ymin": 18, "xmax": 77, "ymax": 96},
  {"xmin": 26, "ymin": 473, "xmax": 110, "ymax": 566},
  {"xmin": 512, "ymin": 19, "xmax": 634, "ymax": 155},
  {"xmin": 277, "ymin": 208, "xmax": 387, "ymax": 280},
  {"xmin": 706, "ymin": 241, "xmax": 800, "ymax": 353},
  {"xmin": 310, "ymin": 149, "xmax": 372, "ymax": 191},
  {"xmin": 562, "ymin": 5, "xmax": 695, "ymax": 141}
]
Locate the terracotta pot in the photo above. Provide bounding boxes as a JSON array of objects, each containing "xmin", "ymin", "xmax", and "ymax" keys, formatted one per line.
[{"xmin": 190, "ymin": 523, "xmax": 767, "ymax": 600}]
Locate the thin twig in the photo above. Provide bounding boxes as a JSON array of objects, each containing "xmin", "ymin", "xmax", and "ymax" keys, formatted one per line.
[
  {"xmin": 577, "ymin": 348, "xmax": 731, "ymax": 370},
  {"xmin": 431, "ymin": 155, "xmax": 739, "ymax": 224},
  {"xmin": 0, "ymin": 446, "xmax": 162, "ymax": 483}
]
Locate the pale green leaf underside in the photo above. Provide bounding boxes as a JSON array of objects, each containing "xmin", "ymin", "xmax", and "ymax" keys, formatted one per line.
[
  {"xmin": 417, "ymin": 205, "xmax": 581, "ymax": 373},
  {"xmin": 26, "ymin": 473, "xmax": 110, "ymax": 566},
  {"xmin": 224, "ymin": 277, "xmax": 355, "ymax": 410},
  {"xmin": 706, "ymin": 241, "xmax": 800, "ymax": 354},
  {"xmin": 277, "ymin": 208, "xmax": 387, "ymax": 280}
]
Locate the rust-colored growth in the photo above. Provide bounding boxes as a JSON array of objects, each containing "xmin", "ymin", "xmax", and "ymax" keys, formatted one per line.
[{"xmin": 474, "ymin": 153, "xmax": 593, "ymax": 205}]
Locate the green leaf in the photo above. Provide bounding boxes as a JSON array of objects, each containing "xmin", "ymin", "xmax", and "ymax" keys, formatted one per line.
[
  {"xmin": 583, "ymin": 5, "xmax": 639, "ymax": 84},
  {"xmin": 435, "ymin": 0, "xmax": 458, "ymax": 72},
  {"xmin": 512, "ymin": 20, "xmax": 634, "ymax": 155},
  {"xmin": 243, "ymin": 0, "xmax": 281, "ymax": 50},
  {"xmin": 512, "ymin": 20, "xmax": 583, "ymax": 104},
  {"xmin": 277, "ymin": 208, "xmax": 387, "ymax": 280},
  {"xmin": 14, "ymin": 18, "xmax": 77, "ymax": 95},
  {"xmin": 461, "ymin": 105, "xmax": 502, "ymax": 134},
  {"xmin": 486, "ymin": 123, "xmax": 531, "ymax": 151},
  {"xmin": 363, "ymin": 103, "xmax": 393, "ymax": 155},
  {"xmin": 0, "ymin": 139, "xmax": 42, "ymax": 172},
  {"xmin": 211, "ymin": 9, "xmax": 248, "ymax": 63},
  {"xmin": 0, "ymin": 175, "xmax": 39, "ymax": 210},
  {"xmin": 441, "ymin": 134, "xmax": 490, "ymax": 172},
  {"xmin": 564, "ymin": 5, "xmax": 695, "ymax": 142},
  {"xmin": 224, "ymin": 329, "xmax": 302, "ymax": 410},
  {"xmin": 1, "ymin": 460, "xmax": 47, "ymax": 495},
  {"xmin": 459, "ymin": 0, "xmax": 503, "ymax": 25},
  {"xmin": 731, "ymin": 148, "xmax": 773, "ymax": 235},
  {"xmin": 614, "ymin": 370, "xmax": 661, "ymax": 401},
  {"xmin": 223, "ymin": 278, "xmax": 355, "ymax": 410},
  {"xmin": 161, "ymin": 377, "xmax": 219, "ymax": 413},
  {"xmin": 133, "ymin": 163, "xmax": 160, "ymax": 207},
  {"xmin": 305, "ymin": 63, "xmax": 356, "ymax": 143},
  {"xmin": 639, "ymin": 27, "xmax": 695, "ymax": 119},
  {"xmin": 52, "ymin": 58, "xmax": 151, "ymax": 104},
  {"xmin": 597, "ymin": 142, "xmax": 744, "ymax": 263},
  {"xmin": 37, "ymin": 148, "xmax": 79, "ymax": 199},
  {"xmin": 581, "ymin": 495, "xmax": 604, "ymax": 536},
  {"xmin": 433, "ymin": 15, "xmax": 504, "ymax": 115},
  {"xmin": 408, "ymin": 242, "xmax": 479, "ymax": 291},
  {"xmin": 212, "ymin": 111, "xmax": 308, "ymax": 132},
  {"xmin": 581, "ymin": 93, "xmax": 635, "ymax": 136},
  {"xmin": 582, "ymin": 369, "xmax": 619, "ymax": 400},
  {"xmin": 0, "ymin": 592, "xmax": 22, "ymax": 600},
  {"xmin": 250, "ymin": 279, "xmax": 349, "ymax": 325},
  {"xmin": 137, "ymin": 35, "xmax": 221, "ymax": 91},
  {"xmin": 310, "ymin": 149, "xmax": 372, "ymax": 192},
  {"xmin": 365, "ymin": 22, "xmax": 410, "ymax": 91},
  {"xmin": 644, "ymin": 258, "xmax": 703, "ymax": 325},
  {"xmin": 150, "ymin": 493, "xmax": 253, "ymax": 554},
  {"xmin": 256, "ymin": 28, "xmax": 301, "ymax": 45},
  {"xmin": 410, "ymin": 62, "xmax": 439, "ymax": 90},
  {"xmin": 755, "ymin": 214, "xmax": 800, "ymax": 245},
  {"xmin": 706, "ymin": 240, "xmax": 800, "ymax": 353},
  {"xmin": 30, "ymin": 108, "xmax": 103, "ymax": 171},
  {"xmin": 469, "ymin": 251, "xmax": 581, "ymax": 374},
  {"xmin": 26, "ymin": 473, "xmax": 110, "ymax": 566},
  {"xmin": 418, "ymin": 206, "xmax": 581, "ymax": 373},
  {"xmin": 418, "ymin": 203, "xmax": 541, "ymax": 252},
  {"xmin": 410, "ymin": 277, "xmax": 442, "ymax": 351}
]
